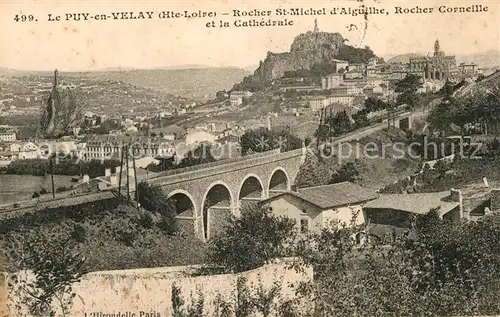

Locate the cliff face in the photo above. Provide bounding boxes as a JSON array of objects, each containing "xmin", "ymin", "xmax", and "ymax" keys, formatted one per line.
[{"xmin": 254, "ymin": 31, "xmax": 345, "ymax": 82}]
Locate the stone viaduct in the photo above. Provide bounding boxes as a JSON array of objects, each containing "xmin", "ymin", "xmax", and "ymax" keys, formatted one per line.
[{"xmin": 145, "ymin": 148, "xmax": 306, "ymax": 241}]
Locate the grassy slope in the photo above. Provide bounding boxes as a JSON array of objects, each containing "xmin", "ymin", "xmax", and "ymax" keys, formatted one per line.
[
  {"xmin": 2, "ymin": 203, "xmax": 208, "ymax": 272},
  {"xmin": 297, "ymin": 128, "xmax": 421, "ymax": 191}
]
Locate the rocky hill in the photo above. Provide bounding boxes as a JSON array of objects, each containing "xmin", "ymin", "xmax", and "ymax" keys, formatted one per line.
[
  {"xmin": 254, "ymin": 31, "xmax": 345, "ymax": 83},
  {"xmin": 232, "ymin": 30, "xmax": 379, "ymax": 91}
]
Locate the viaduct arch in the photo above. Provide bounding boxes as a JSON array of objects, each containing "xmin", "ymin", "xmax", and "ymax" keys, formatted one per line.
[{"xmin": 146, "ymin": 149, "xmax": 306, "ymax": 241}]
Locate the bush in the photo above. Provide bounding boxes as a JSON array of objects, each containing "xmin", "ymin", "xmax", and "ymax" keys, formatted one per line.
[
  {"xmin": 137, "ymin": 182, "xmax": 178, "ymax": 235},
  {"xmin": 294, "ymin": 211, "xmax": 500, "ymax": 316},
  {"xmin": 207, "ymin": 204, "xmax": 296, "ymax": 273},
  {"xmin": 56, "ymin": 186, "xmax": 69, "ymax": 193}
]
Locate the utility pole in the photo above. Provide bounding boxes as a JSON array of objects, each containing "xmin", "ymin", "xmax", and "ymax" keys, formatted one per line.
[
  {"xmin": 118, "ymin": 144, "xmax": 125, "ymax": 195},
  {"xmin": 125, "ymin": 144, "xmax": 130, "ymax": 200},
  {"xmin": 132, "ymin": 155, "xmax": 139, "ymax": 208},
  {"xmin": 50, "ymin": 157, "xmax": 55, "ymax": 198}
]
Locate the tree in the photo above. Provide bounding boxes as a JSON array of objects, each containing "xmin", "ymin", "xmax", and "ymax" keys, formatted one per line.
[
  {"xmin": 293, "ymin": 212, "xmax": 500, "ymax": 316},
  {"xmin": 137, "ymin": 182, "xmax": 178, "ymax": 235},
  {"xmin": 240, "ymin": 128, "xmax": 303, "ymax": 156},
  {"xmin": 395, "ymin": 74, "xmax": 423, "ymax": 108},
  {"xmin": 177, "ymin": 143, "xmax": 216, "ymax": 168},
  {"xmin": 207, "ymin": 204, "xmax": 297, "ymax": 273},
  {"xmin": 329, "ymin": 162, "xmax": 361, "ymax": 184},
  {"xmin": 6, "ymin": 232, "xmax": 86, "ymax": 316}
]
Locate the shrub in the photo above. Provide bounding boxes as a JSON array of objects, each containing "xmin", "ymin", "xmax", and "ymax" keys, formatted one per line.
[{"xmin": 207, "ymin": 204, "xmax": 296, "ymax": 273}]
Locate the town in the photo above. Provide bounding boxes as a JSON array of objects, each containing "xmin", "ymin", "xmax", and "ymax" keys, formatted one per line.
[{"xmin": 1, "ymin": 18, "xmax": 500, "ymax": 317}]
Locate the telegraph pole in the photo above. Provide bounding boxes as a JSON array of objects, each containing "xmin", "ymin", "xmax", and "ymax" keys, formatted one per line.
[
  {"xmin": 132, "ymin": 154, "xmax": 139, "ymax": 207},
  {"xmin": 125, "ymin": 144, "xmax": 130, "ymax": 200},
  {"xmin": 118, "ymin": 144, "xmax": 125, "ymax": 195},
  {"xmin": 50, "ymin": 157, "xmax": 55, "ymax": 198}
]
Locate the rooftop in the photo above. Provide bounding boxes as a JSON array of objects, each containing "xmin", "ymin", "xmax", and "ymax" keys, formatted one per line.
[
  {"xmin": 364, "ymin": 191, "xmax": 459, "ymax": 215},
  {"xmin": 261, "ymin": 182, "xmax": 378, "ymax": 209}
]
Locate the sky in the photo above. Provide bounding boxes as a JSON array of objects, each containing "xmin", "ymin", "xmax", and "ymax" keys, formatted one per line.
[{"xmin": 1, "ymin": 0, "xmax": 499, "ymax": 71}]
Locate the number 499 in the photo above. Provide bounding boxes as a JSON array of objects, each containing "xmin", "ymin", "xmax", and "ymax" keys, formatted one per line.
[{"xmin": 14, "ymin": 14, "xmax": 35, "ymax": 22}]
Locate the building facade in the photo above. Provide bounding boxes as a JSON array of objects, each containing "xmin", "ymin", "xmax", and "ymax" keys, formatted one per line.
[
  {"xmin": 408, "ymin": 40, "xmax": 457, "ymax": 81},
  {"xmin": 0, "ymin": 131, "xmax": 16, "ymax": 142}
]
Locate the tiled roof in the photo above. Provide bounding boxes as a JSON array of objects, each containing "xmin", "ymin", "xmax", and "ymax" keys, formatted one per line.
[
  {"xmin": 261, "ymin": 182, "xmax": 378, "ymax": 209},
  {"xmin": 364, "ymin": 191, "xmax": 459, "ymax": 215}
]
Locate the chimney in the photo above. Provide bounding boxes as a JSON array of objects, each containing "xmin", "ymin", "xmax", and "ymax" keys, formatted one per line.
[
  {"xmin": 267, "ymin": 116, "xmax": 272, "ymax": 131},
  {"xmin": 105, "ymin": 168, "xmax": 111, "ymax": 177},
  {"xmin": 490, "ymin": 188, "xmax": 500, "ymax": 212}
]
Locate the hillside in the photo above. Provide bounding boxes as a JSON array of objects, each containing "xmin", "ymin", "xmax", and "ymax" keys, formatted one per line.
[
  {"xmin": 456, "ymin": 50, "xmax": 500, "ymax": 68},
  {"xmin": 233, "ymin": 30, "xmax": 378, "ymax": 91},
  {"xmin": 387, "ymin": 53, "xmax": 424, "ymax": 64},
  {"xmin": 0, "ymin": 67, "xmax": 251, "ymax": 101},
  {"xmin": 0, "ymin": 202, "xmax": 208, "ymax": 272}
]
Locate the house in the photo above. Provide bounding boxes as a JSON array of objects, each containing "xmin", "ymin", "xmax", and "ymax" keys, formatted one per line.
[
  {"xmin": 229, "ymin": 95, "xmax": 243, "ymax": 107},
  {"xmin": 363, "ymin": 189, "xmax": 464, "ymax": 232},
  {"xmin": 259, "ymin": 182, "xmax": 378, "ymax": 234},
  {"xmin": 10, "ymin": 142, "xmax": 39, "ymax": 159}
]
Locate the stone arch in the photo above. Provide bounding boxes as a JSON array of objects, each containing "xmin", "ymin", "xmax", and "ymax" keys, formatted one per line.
[
  {"xmin": 237, "ymin": 173, "xmax": 265, "ymax": 214},
  {"xmin": 167, "ymin": 189, "xmax": 197, "ymax": 217},
  {"xmin": 201, "ymin": 181, "xmax": 234, "ymax": 241},
  {"xmin": 268, "ymin": 167, "xmax": 291, "ymax": 197},
  {"xmin": 166, "ymin": 189, "xmax": 198, "ymax": 236}
]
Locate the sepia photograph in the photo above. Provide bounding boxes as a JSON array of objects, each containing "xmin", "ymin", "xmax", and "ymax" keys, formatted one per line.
[{"xmin": 0, "ymin": 0, "xmax": 499, "ymax": 315}]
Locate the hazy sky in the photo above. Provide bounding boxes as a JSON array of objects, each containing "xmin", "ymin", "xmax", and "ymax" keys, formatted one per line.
[{"xmin": 1, "ymin": 0, "xmax": 499, "ymax": 71}]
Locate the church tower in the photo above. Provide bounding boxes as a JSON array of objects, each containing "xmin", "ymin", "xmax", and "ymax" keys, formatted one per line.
[
  {"xmin": 434, "ymin": 40, "xmax": 440, "ymax": 54},
  {"xmin": 433, "ymin": 40, "xmax": 444, "ymax": 57}
]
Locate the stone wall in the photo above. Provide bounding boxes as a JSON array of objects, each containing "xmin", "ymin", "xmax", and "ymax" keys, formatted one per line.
[{"xmin": 1, "ymin": 259, "xmax": 313, "ymax": 317}]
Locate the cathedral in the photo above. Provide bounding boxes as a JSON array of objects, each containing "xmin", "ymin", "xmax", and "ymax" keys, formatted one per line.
[{"xmin": 408, "ymin": 40, "xmax": 457, "ymax": 81}]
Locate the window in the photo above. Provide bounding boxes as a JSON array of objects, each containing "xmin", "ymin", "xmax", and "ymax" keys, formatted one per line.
[{"xmin": 300, "ymin": 217, "xmax": 310, "ymax": 234}]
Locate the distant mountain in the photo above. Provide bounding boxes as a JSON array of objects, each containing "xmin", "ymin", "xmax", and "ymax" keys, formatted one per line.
[
  {"xmin": 386, "ymin": 53, "xmax": 424, "ymax": 64},
  {"xmin": 387, "ymin": 50, "xmax": 500, "ymax": 68},
  {"xmin": 0, "ymin": 67, "xmax": 251, "ymax": 101},
  {"xmin": 456, "ymin": 50, "xmax": 500, "ymax": 68},
  {"xmin": 82, "ymin": 67, "xmax": 251, "ymax": 101}
]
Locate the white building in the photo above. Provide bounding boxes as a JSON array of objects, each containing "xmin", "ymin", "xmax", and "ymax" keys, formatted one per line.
[
  {"xmin": 0, "ymin": 131, "xmax": 16, "ymax": 142},
  {"xmin": 260, "ymin": 182, "xmax": 378, "ymax": 235},
  {"xmin": 10, "ymin": 142, "xmax": 39, "ymax": 160},
  {"xmin": 185, "ymin": 130, "xmax": 217, "ymax": 145},
  {"xmin": 322, "ymin": 74, "xmax": 344, "ymax": 89},
  {"xmin": 229, "ymin": 95, "xmax": 243, "ymax": 107}
]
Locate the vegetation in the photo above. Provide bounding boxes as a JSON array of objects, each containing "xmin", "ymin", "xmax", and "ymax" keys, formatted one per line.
[
  {"xmin": 329, "ymin": 161, "xmax": 362, "ymax": 184},
  {"xmin": 293, "ymin": 211, "xmax": 500, "ymax": 316},
  {"xmin": 394, "ymin": 74, "xmax": 423, "ymax": 109},
  {"xmin": 336, "ymin": 45, "xmax": 378, "ymax": 64},
  {"xmin": 6, "ymin": 158, "xmax": 120, "ymax": 178},
  {"xmin": 137, "ymin": 181, "xmax": 178, "ymax": 235},
  {"xmin": 176, "ymin": 143, "xmax": 216, "ymax": 169},
  {"xmin": 428, "ymin": 86, "xmax": 500, "ymax": 135},
  {"xmin": 6, "ymin": 232, "xmax": 86, "ymax": 316},
  {"xmin": 0, "ymin": 201, "xmax": 207, "ymax": 273},
  {"xmin": 240, "ymin": 127, "xmax": 303, "ymax": 155},
  {"xmin": 207, "ymin": 204, "xmax": 296, "ymax": 273}
]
